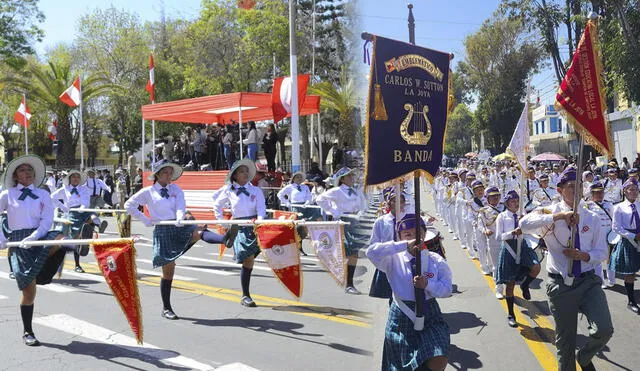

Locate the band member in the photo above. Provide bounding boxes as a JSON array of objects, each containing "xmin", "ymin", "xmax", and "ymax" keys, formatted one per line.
[
  {"xmin": 495, "ymin": 190, "xmax": 541, "ymax": 327},
  {"xmin": 277, "ymin": 172, "xmax": 312, "ymax": 207},
  {"xmin": 603, "ymin": 168, "xmax": 623, "ymax": 204},
  {"xmin": 478, "ymin": 186, "xmax": 505, "ymax": 298},
  {"xmin": 520, "ymin": 167, "xmax": 613, "ymax": 371},
  {"xmin": 457, "ymin": 172, "xmax": 476, "ymax": 255},
  {"xmin": 125, "ymin": 160, "xmax": 229, "ymax": 319},
  {"xmin": 469, "ymin": 180, "xmax": 489, "ymax": 271},
  {"xmin": 585, "ymin": 182, "xmax": 615, "ymax": 288},
  {"xmin": 452, "ymin": 169, "xmax": 467, "ymax": 242},
  {"xmin": 366, "ymin": 213, "xmax": 452, "ymax": 371},
  {"xmin": 628, "ymin": 168, "xmax": 639, "ymax": 181},
  {"xmin": 582, "ymin": 171, "xmax": 594, "ymax": 200},
  {"xmin": 84, "ymin": 169, "xmax": 111, "ymax": 208},
  {"xmin": 213, "ymin": 158, "xmax": 266, "ymax": 307},
  {"xmin": 532, "ymin": 173, "xmax": 560, "ymax": 209},
  {"xmin": 0, "ymin": 155, "xmax": 74, "ymax": 346},
  {"xmin": 609, "ymin": 178, "xmax": 640, "ymax": 313},
  {"xmin": 316, "ymin": 166, "xmax": 367, "ymax": 294},
  {"xmin": 550, "ymin": 163, "xmax": 562, "ymax": 188},
  {"xmin": 524, "ymin": 166, "xmax": 540, "ymax": 212},
  {"xmin": 51, "ymin": 170, "xmax": 108, "ymax": 273},
  {"xmin": 444, "ymin": 171, "xmax": 458, "ymax": 232}
]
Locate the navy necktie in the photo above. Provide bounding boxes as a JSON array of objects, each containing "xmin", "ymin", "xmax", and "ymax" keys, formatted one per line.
[
  {"xmin": 92, "ymin": 180, "xmax": 97, "ymax": 196},
  {"xmin": 572, "ymin": 229, "xmax": 582, "ymax": 276},
  {"xmin": 348, "ymin": 187, "xmax": 356, "ymax": 196},
  {"xmin": 71, "ymin": 187, "xmax": 79, "ymax": 195},
  {"xmin": 296, "ymin": 185, "xmax": 302, "ymax": 192},
  {"xmin": 237, "ymin": 186, "xmax": 250, "ymax": 197},
  {"xmin": 630, "ymin": 204, "xmax": 640, "ymax": 232},
  {"xmin": 160, "ymin": 187, "xmax": 170, "ymax": 199},
  {"xmin": 18, "ymin": 188, "xmax": 39, "ymax": 201},
  {"xmin": 512, "ymin": 213, "xmax": 518, "ymax": 230}
]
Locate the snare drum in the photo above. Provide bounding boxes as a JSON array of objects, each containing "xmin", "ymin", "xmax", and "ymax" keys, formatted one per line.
[{"xmin": 424, "ymin": 228, "xmax": 446, "ymax": 259}]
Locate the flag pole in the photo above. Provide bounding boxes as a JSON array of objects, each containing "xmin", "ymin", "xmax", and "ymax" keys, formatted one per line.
[
  {"xmin": 23, "ymin": 94, "xmax": 28, "ymax": 155},
  {"xmin": 151, "ymin": 116, "xmax": 156, "ymax": 171},
  {"xmin": 79, "ymin": 77, "xmax": 85, "ymax": 170},
  {"xmin": 289, "ymin": 0, "xmax": 301, "ymax": 173},
  {"xmin": 141, "ymin": 117, "xmax": 145, "ymax": 171}
]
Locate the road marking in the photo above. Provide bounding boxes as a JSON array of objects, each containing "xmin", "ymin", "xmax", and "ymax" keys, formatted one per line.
[
  {"xmin": 136, "ymin": 258, "xmax": 235, "ymax": 276},
  {"xmin": 135, "ymin": 267, "xmax": 198, "ymax": 281},
  {"xmin": 207, "ymin": 252, "xmax": 320, "ymax": 264},
  {"xmin": 61, "ymin": 269, "xmax": 106, "ymax": 282},
  {"xmin": 179, "ymin": 255, "xmax": 273, "ymax": 272},
  {"xmin": 0, "ymin": 271, "xmax": 78, "ymax": 293},
  {"xmin": 216, "ymin": 363, "xmax": 260, "ymax": 371},
  {"xmin": 34, "ymin": 314, "xmax": 215, "ymax": 371},
  {"xmin": 0, "ymin": 294, "xmax": 8, "ymax": 300}
]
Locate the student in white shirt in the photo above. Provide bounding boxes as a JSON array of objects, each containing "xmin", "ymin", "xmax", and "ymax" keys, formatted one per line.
[
  {"xmin": 603, "ymin": 167, "xmax": 623, "ymax": 203},
  {"xmin": 366, "ymin": 213, "xmax": 452, "ymax": 371},
  {"xmin": 213, "ymin": 158, "xmax": 266, "ymax": 307},
  {"xmin": 477, "ymin": 186, "xmax": 505, "ymax": 298},
  {"xmin": 242, "ymin": 121, "xmax": 259, "ymax": 162},
  {"xmin": 84, "ymin": 169, "xmax": 111, "ymax": 208},
  {"xmin": 125, "ymin": 160, "xmax": 229, "ymax": 320}
]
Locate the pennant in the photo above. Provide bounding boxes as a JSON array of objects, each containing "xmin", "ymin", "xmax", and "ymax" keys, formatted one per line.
[
  {"xmin": 555, "ymin": 19, "xmax": 613, "ymax": 156},
  {"xmin": 216, "ymin": 209, "xmax": 233, "ymax": 260},
  {"xmin": 59, "ymin": 78, "xmax": 81, "ymax": 107},
  {"xmin": 272, "ymin": 210, "xmax": 298, "ymax": 220},
  {"xmin": 506, "ymin": 99, "xmax": 530, "ymax": 171},
  {"xmin": 254, "ymin": 222, "xmax": 303, "ymax": 298},
  {"xmin": 146, "ymin": 54, "xmax": 155, "ymax": 103},
  {"xmin": 47, "ymin": 119, "xmax": 57, "ymax": 141},
  {"xmin": 14, "ymin": 96, "xmax": 31, "ymax": 128},
  {"xmin": 92, "ymin": 239, "xmax": 143, "ymax": 344},
  {"xmin": 272, "ymin": 74, "xmax": 310, "ymax": 123},
  {"xmin": 307, "ymin": 223, "xmax": 347, "ymax": 287}
]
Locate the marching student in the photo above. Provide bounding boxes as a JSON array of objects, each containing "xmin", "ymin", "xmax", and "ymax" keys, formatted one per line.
[
  {"xmin": 277, "ymin": 172, "xmax": 312, "ymax": 207},
  {"xmin": 213, "ymin": 158, "xmax": 266, "ymax": 307},
  {"xmin": 524, "ymin": 166, "xmax": 541, "ymax": 212},
  {"xmin": 495, "ymin": 190, "xmax": 541, "ymax": 327},
  {"xmin": 51, "ymin": 170, "xmax": 108, "ymax": 273},
  {"xmin": 84, "ymin": 169, "xmax": 111, "ymax": 208},
  {"xmin": 457, "ymin": 172, "xmax": 476, "ymax": 255},
  {"xmin": 585, "ymin": 182, "xmax": 615, "ymax": 288},
  {"xmin": 125, "ymin": 160, "xmax": 229, "ymax": 319},
  {"xmin": 582, "ymin": 171, "xmax": 594, "ymax": 200},
  {"xmin": 366, "ymin": 213, "xmax": 452, "ymax": 371},
  {"xmin": 316, "ymin": 166, "xmax": 368, "ymax": 294},
  {"xmin": 520, "ymin": 167, "xmax": 613, "ymax": 371},
  {"xmin": 603, "ymin": 167, "xmax": 623, "ymax": 204},
  {"xmin": 609, "ymin": 178, "xmax": 640, "ymax": 314},
  {"xmin": 532, "ymin": 173, "xmax": 560, "ymax": 208},
  {"xmin": 468, "ymin": 180, "xmax": 489, "ymax": 269},
  {"xmin": 478, "ymin": 186, "xmax": 505, "ymax": 298},
  {"xmin": 0, "ymin": 155, "xmax": 75, "ymax": 346}
]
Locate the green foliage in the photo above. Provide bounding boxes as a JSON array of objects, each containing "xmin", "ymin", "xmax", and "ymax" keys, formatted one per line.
[
  {"xmin": 0, "ymin": 0, "xmax": 44, "ymax": 63},
  {"xmin": 445, "ymin": 104, "xmax": 474, "ymax": 156}
]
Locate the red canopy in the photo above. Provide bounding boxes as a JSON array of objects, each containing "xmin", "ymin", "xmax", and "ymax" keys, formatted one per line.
[{"xmin": 141, "ymin": 92, "xmax": 321, "ymax": 124}]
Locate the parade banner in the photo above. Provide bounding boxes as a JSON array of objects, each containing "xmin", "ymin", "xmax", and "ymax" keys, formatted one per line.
[
  {"xmin": 216, "ymin": 209, "xmax": 233, "ymax": 260},
  {"xmin": 272, "ymin": 210, "xmax": 298, "ymax": 220},
  {"xmin": 364, "ymin": 35, "xmax": 452, "ymax": 189},
  {"xmin": 307, "ymin": 224, "xmax": 347, "ymax": 288},
  {"xmin": 555, "ymin": 19, "xmax": 613, "ymax": 156},
  {"xmin": 254, "ymin": 222, "xmax": 303, "ymax": 298},
  {"xmin": 92, "ymin": 239, "xmax": 143, "ymax": 344},
  {"xmin": 506, "ymin": 99, "xmax": 530, "ymax": 171}
]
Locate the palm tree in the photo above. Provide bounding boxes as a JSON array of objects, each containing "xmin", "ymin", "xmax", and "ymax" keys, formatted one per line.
[{"xmin": 3, "ymin": 58, "xmax": 118, "ymax": 168}]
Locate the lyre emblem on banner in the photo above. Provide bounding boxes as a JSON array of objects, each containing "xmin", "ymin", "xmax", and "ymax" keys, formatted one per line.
[{"xmin": 400, "ymin": 102, "xmax": 432, "ymax": 145}]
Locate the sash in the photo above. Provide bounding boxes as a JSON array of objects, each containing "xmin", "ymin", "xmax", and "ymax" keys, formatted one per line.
[
  {"xmin": 504, "ymin": 239, "xmax": 518, "ymax": 260},
  {"xmin": 392, "ymin": 252, "xmax": 430, "ymax": 325},
  {"xmin": 595, "ymin": 202, "xmax": 612, "ymax": 220}
]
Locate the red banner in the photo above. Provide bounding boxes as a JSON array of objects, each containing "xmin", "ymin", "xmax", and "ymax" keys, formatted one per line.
[
  {"xmin": 92, "ymin": 239, "xmax": 143, "ymax": 344},
  {"xmin": 216, "ymin": 209, "xmax": 233, "ymax": 259},
  {"xmin": 555, "ymin": 20, "xmax": 613, "ymax": 156},
  {"xmin": 272, "ymin": 210, "xmax": 298, "ymax": 220},
  {"xmin": 254, "ymin": 223, "xmax": 302, "ymax": 298}
]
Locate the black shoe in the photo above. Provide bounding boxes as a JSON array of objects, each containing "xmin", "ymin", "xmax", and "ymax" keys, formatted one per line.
[
  {"xmin": 74, "ymin": 266, "xmax": 85, "ymax": 273},
  {"xmin": 223, "ymin": 225, "xmax": 239, "ymax": 248},
  {"xmin": 300, "ymin": 249, "xmax": 308, "ymax": 256},
  {"xmin": 98, "ymin": 220, "xmax": 108, "ymax": 233},
  {"xmin": 580, "ymin": 361, "xmax": 596, "ymax": 371},
  {"xmin": 161, "ymin": 309, "xmax": 179, "ymax": 320},
  {"xmin": 23, "ymin": 332, "xmax": 40, "ymax": 346},
  {"xmin": 76, "ymin": 245, "xmax": 89, "ymax": 257},
  {"xmin": 520, "ymin": 283, "xmax": 531, "ymax": 300},
  {"xmin": 9, "ymin": 272, "xmax": 15, "ymax": 280},
  {"xmin": 627, "ymin": 302, "xmax": 640, "ymax": 314},
  {"xmin": 240, "ymin": 296, "xmax": 257, "ymax": 307},
  {"xmin": 507, "ymin": 315, "xmax": 518, "ymax": 328}
]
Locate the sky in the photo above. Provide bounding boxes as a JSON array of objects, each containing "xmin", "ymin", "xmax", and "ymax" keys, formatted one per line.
[{"xmin": 35, "ymin": 0, "xmax": 557, "ymax": 106}]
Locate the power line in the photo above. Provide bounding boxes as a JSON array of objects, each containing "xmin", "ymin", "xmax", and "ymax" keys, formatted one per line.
[{"xmin": 355, "ymin": 13, "xmax": 482, "ymax": 26}]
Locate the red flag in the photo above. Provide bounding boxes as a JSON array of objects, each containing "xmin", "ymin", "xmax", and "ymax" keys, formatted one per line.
[
  {"xmin": 59, "ymin": 78, "xmax": 81, "ymax": 107},
  {"xmin": 254, "ymin": 223, "xmax": 303, "ymax": 298},
  {"xmin": 14, "ymin": 95, "xmax": 31, "ymax": 128},
  {"xmin": 272, "ymin": 210, "xmax": 298, "ymax": 220},
  {"xmin": 237, "ymin": 0, "xmax": 256, "ymax": 9},
  {"xmin": 146, "ymin": 54, "xmax": 155, "ymax": 103},
  {"xmin": 92, "ymin": 239, "xmax": 143, "ymax": 344},
  {"xmin": 555, "ymin": 20, "xmax": 613, "ymax": 156},
  {"xmin": 47, "ymin": 119, "xmax": 57, "ymax": 141},
  {"xmin": 272, "ymin": 74, "xmax": 310, "ymax": 123}
]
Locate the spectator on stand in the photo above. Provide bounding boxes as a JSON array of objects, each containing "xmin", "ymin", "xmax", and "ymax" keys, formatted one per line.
[
  {"xmin": 133, "ymin": 167, "xmax": 143, "ymax": 194},
  {"xmin": 163, "ymin": 136, "xmax": 175, "ymax": 163},
  {"xmin": 262, "ymin": 124, "xmax": 278, "ymax": 172},
  {"xmin": 127, "ymin": 151, "xmax": 137, "ymax": 187},
  {"xmin": 332, "ymin": 141, "xmax": 344, "ymax": 173},
  {"xmin": 223, "ymin": 127, "xmax": 235, "ymax": 169},
  {"xmin": 243, "ymin": 121, "xmax": 259, "ymax": 162},
  {"xmin": 193, "ymin": 127, "xmax": 207, "ymax": 170},
  {"xmin": 103, "ymin": 170, "xmax": 114, "ymax": 206},
  {"xmin": 306, "ymin": 162, "xmax": 326, "ymax": 184},
  {"xmin": 207, "ymin": 126, "xmax": 221, "ymax": 170}
]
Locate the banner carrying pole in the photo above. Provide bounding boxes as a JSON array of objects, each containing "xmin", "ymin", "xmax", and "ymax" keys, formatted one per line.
[
  {"xmin": 23, "ymin": 93, "xmax": 28, "ymax": 155},
  {"xmin": 79, "ymin": 77, "xmax": 85, "ymax": 170}
]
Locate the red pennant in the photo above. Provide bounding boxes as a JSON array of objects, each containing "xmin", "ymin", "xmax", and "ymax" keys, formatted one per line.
[
  {"xmin": 255, "ymin": 223, "xmax": 302, "ymax": 298},
  {"xmin": 272, "ymin": 210, "xmax": 298, "ymax": 220}
]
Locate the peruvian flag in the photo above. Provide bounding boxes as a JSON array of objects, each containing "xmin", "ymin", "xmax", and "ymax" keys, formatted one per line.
[
  {"xmin": 272, "ymin": 74, "xmax": 310, "ymax": 123},
  {"xmin": 14, "ymin": 95, "xmax": 31, "ymax": 128},
  {"xmin": 254, "ymin": 222, "xmax": 303, "ymax": 298},
  {"xmin": 237, "ymin": 0, "xmax": 256, "ymax": 9},
  {"xmin": 555, "ymin": 19, "xmax": 613, "ymax": 156},
  {"xmin": 47, "ymin": 119, "xmax": 57, "ymax": 141},
  {"xmin": 145, "ymin": 54, "xmax": 155, "ymax": 103},
  {"xmin": 59, "ymin": 77, "xmax": 81, "ymax": 107}
]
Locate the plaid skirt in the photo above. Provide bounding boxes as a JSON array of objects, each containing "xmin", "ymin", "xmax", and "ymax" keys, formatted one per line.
[
  {"xmin": 496, "ymin": 239, "xmax": 539, "ymax": 284},
  {"xmin": 152, "ymin": 224, "xmax": 197, "ymax": 268},
  {"xmin": 9, "ymin": 228, "xmax": 65, "ymax": 290},
  {"xmin": 233, "ymin": 216, "xmax": 260, "ymax": 263},
  {"xmin": 290, "ymin": 205, "xmax": 323, "ymax": 221},
  {"xmin": 340, "ymin": 216, "xmax": 366, "ymax": 256},
  {"xmin": 609, "ymin": 238, "xmax": 640, "ymax": 275},
  {"xmin": 369, "ymin": 269, "xmax": 392, "ymax": 299},
  {"xmin": 67, "ymin": 210, "xmax": 93, "ymax": 237},
  {"xmin": 383, "ymin": 298, "xmax": 450, "ymax": 370}
]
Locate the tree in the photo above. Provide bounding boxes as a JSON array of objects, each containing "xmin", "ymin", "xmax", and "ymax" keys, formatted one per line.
[
  {"xmin": 445, "ymin": 104, "xmax": 474, "ymax": 156},
  {"xmin": 0, "ymin": 0, "xmax": 45, "ymax": 63}
]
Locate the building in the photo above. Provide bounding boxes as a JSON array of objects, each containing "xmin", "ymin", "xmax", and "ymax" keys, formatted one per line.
[
  {"xmin": 608, "ymin": 94, "xmax": 639, "ymax": 164},
  {"xmin": 529, "ymin": 104, "xmax": 577, "ymax": 156}
]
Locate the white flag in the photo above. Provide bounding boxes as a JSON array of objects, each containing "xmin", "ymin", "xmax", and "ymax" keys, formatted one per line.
[
  {"xmin": 307, "ymin": 224, "xmax": 347, "ymax": 288},
  {"xmin": 506, "ymin": 100, "xmax": 530, "ymax": 171}
]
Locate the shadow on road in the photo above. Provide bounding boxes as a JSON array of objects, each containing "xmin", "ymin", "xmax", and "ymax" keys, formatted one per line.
[
  {"xmin": 41, "ymin": 341, "xmax": 191, "ymax": 371},
  {"xmin": 584, "ymin": 338, "xmax": 633, "ymax": 371},
  {"xmin": 447, "ymin": 344, "xmax": 482, "ymax": 370},
  {"xmin": 442, "ymin": 311, "xmax": 487, "ymax": 335},
  {"xmin": 271, "ymin": 305, "xmax": 372, "ymax": 320}
]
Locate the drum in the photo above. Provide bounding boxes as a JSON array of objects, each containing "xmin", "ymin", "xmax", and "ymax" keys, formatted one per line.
[{"xmin": 424, "ymin": 228, "xmax": 446, "ymax": 259}]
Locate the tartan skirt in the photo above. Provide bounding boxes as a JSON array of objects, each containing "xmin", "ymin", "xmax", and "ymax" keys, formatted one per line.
[
  {"xmin": 383, "ymin": 298, "xmax": 450, "ymax": 370},
  {"xmin": 340, "ymin": 216, "xmax": 366, "ymax": 256},
  {"xmin": 152, "ymin": 224, "xmax": 197, "ymax": 268},
  {"xmin": 67, "ymin": 210, "xmax": 93, "ymax": 237},
  {"xmin": 9, "ymin": 228, "xmax": 65, "ymax": 290},
  {"xmin": 233, "ymin": 216, "xmax": 260, "ymax": 263},
  {"xmin": 609, "ymin": 238, "xmax": 640, "ymax": 275},
  {"xmin": 369, "ymin": 269, "xmax": 392, "ymax": 299},
  {"xmin": 496, "ymin": 239, "xmax": 539, "ymax": 284},
  {"xmin": 290, "ymin": 205, "xmax": 323, "ymax": 221}
]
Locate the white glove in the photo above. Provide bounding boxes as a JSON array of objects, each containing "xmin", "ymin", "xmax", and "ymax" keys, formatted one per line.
[
  {"xmin": 174, "ymin": 215, "xmax": 184, "ymax": 227},
  {"xmin": 20, "ymin": 233, "xmax": 39, "ymax": 249}
]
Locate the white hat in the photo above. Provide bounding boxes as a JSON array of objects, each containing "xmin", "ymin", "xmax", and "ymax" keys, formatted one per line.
[
  {"xmin": 226, "ymin": 158, "xmax": 257, "ymax": 184},
  {"xmin": 147, "ymin": 160, "xmax": 183, "ymax": 181},
  {"xmin": 63, "ymin": 170, "xmax": 87, "ymax": 187},
  {"xmin": 3, "ymin": 155, "xmax": 46, "ymax": 189}
]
